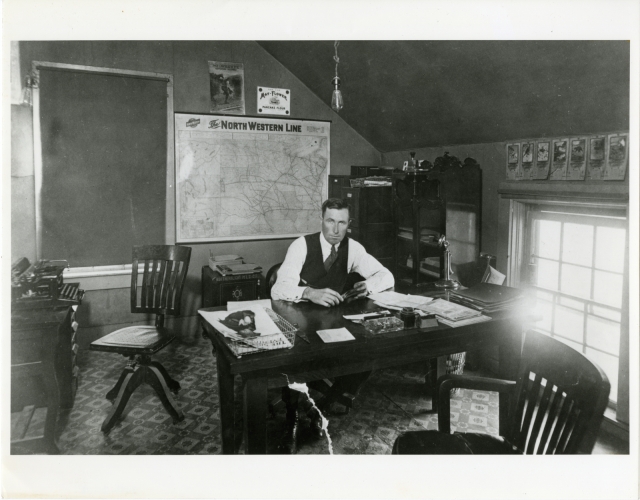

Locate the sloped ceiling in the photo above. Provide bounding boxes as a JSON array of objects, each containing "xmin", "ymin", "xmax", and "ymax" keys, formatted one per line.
[{"xmin": 257, "ymin": 41, "xmax": 630, "ymax": 152}]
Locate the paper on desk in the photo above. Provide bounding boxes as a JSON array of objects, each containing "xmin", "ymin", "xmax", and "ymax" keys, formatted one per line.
[
  {"xmin": 199, "ymin": 305, "xmax": 292, "ymax": 350},
  {"xmin": 369, "ymin": 291, "xmax": 434, "ymax": 310},
  {"xmin": 437, "ymin": 315, "xmax": 492, "ymax": 328},
  {"xmin": 343, "ymin": 310, "xmax": 391, "ymax": 321},
  {"xmin": 227, "ymin": 299, "xmax": 272, "ymax": 311},
  {"xmin": 199, "ymin": 305, "xmax": 280, "ymax": 336},
  {"xmin": 316, "ymin": 327, "xmax": 355, "ymax": 343}
]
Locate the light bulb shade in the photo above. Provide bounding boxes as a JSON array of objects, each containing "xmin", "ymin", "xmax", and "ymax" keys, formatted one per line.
[
  {"xmin": 21, "ymin": 76, "xmax": 32, "ymax": 106},
  {"xmin": 331, "ymin": 89, "xmax": 344, "ymax": 112},
  {"xmin": 331, "ymin": 76, "xmax": 343, "ymax": 112}
]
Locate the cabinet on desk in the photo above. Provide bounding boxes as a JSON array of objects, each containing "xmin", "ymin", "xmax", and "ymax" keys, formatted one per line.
[{"xmin": 201, "ymin": 266, "xmax": 263, "ymax": 308}]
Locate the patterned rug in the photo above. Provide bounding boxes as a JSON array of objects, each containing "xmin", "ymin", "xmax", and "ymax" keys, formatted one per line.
[{"xmin": 12, "ymin": 334, "xmax": 499, "ymax": 455}]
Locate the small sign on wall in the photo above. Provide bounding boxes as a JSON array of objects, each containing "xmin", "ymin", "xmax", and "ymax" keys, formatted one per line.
[{"xmin": 257, "ymin": 87, "xmax": 290, "ymax": 115}]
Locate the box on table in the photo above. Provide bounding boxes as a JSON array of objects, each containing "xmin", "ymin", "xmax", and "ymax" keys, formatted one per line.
[{"xmin": 201, "ymin": 266, "xmax": 263, "ymax": 307}]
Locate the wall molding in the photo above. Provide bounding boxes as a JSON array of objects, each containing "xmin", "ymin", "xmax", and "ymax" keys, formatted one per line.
[{"xmin": 498, "ymin": 181, "xmax": 628, "ymax": 203}]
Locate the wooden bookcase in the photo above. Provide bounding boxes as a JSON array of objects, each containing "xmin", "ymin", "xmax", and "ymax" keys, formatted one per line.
[
  {"xmin": 342, "ymin": 185, "xmax": 395, "ymax": 272},
  {"xmin": 392, "ymin": 162, "xmax": 482, "ymax": 286},
  {"xmin": 393, "ymin": 172, "xmax": 446, "ymax": 285}
]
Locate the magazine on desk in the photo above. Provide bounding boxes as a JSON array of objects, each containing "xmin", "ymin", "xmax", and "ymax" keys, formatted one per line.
[{"xmin": 198, "ymin": 304, "xmax": 292, "ymax": 351}]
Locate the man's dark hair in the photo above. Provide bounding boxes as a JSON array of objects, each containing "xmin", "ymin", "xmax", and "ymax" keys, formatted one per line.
[{"xmin": 321, "ymin": 198, "xmax": 350, "ymax": 217}]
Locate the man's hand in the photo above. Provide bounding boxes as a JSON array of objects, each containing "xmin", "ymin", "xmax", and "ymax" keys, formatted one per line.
[
  {"xmin": 351, "ymin": 281, "xmax": 369, "ymax": 299},
  {"xmin": 302, "ymin": 287, "xmax": 344, "ymax": 307}
]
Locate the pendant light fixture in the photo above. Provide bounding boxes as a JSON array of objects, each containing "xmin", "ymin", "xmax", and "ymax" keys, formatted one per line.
[{"xmin": 331, "ymin": 41, "xmax": 343, "ymax": 113}]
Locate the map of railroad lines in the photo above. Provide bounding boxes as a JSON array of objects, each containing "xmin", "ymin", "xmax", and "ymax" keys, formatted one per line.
[{"xmin": 175, "ymin": 115, "xmax": 330, "ymax": 242}]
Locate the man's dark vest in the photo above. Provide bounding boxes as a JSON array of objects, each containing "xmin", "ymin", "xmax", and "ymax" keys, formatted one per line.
[{"xmin": 299, "ymin": 232, "xmax": 349, "ymax": 294}]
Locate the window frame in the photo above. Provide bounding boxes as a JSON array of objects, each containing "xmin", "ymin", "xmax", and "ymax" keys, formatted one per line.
[
  {"xmin": 498, "ymin": 181, "xmax": 630, "ymax": 425},
  {"xmin": 523, "ymin": 203, "xmax": 627, "ymax": 409},
  {"xmin": 31, "ymin": 61, "xmax": 176, "ymax": 280}
]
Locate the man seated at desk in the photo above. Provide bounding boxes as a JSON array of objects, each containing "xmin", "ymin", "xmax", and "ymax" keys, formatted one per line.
[{"xmin": 271, "ymin": 197, "xmax": 394, "ymax": 452}]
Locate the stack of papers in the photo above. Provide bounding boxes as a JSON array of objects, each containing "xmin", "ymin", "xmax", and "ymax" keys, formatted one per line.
[
  {"xmin": 418, "ymin": 298, "xmax": 483, "ymax": 322},
  {"xmin": 216, "ymin": 263, "xmax": 263, "ymax": 276},
  {"xmin": 198, "ymin": 304, "xmax": 291, "ymax": 351},
  {"xmin": 417, "ymin": 299, "xmax": 493, "ymax": 328},
  {"xmin": 209, "ymin": 253, "xmax": 243, "ymax": 272},
  {"xmin": 450, "ymin": 283, "xmax": 525, "ymax": 313},
  {"xmin": 368, "ymin": 291, "xmax": 434, "ymax": 310}
]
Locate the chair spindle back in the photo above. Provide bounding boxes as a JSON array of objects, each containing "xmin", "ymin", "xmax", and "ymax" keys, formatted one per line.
[
  {"xmin": 506, "ymin": 331, "xmax": 610, "ymax": 454},
  {"xmin": 131, "ymin": 245, "xmax": 192, "ymax": 317}
]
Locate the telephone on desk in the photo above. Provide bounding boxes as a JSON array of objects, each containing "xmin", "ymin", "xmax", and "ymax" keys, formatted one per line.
[{"xmin": 11, "ymin": 258, "xmax": 84, "ymax": 309}]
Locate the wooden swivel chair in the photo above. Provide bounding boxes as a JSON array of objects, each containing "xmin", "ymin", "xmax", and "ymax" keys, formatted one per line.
[
  {"xmin": 393, "ymin": 330, "xmax": 610, "ymax": 454},
  {"xmin": 90, "ymin": 245, "xmax": 192, "ymax": 434}
]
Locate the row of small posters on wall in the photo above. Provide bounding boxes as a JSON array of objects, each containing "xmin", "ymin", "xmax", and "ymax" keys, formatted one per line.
[
  {"xmin": 208, "ymin": 60, "xmax": 291, "ymax": 116},
  {"xmin": 506, "ymin": 132, "xmax": 628, "ymax": 181}
]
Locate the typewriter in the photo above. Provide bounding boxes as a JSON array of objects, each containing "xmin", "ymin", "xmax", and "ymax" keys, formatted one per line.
[{"xmin": 11, "ymin": 257, "xmax": 84, "ymax": 309}]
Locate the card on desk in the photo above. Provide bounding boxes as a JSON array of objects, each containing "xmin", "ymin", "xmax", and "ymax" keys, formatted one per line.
[{"xmin": 316, "ymin": 327, "xmax": 355, "ymax": 343}]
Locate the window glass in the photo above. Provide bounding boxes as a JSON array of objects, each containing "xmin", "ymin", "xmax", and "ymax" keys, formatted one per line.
[
  {"xmin": 553, "ymin": 305, "xmax": 584, "ymax": 343},
  {"xmin": 591, "ymin": 305, "xmax": 621, "ymax": 322},
  {"xmin": 533, "ymin": 294, "xmax": 553, "ymax": 333},
  {"xmin": 537, "ymin": 219, "xmax": 561, "ymax": 259},
  {"xmin": 536, "ymin": 259, "xmax": 559, "ymax": 290},
  {"xmin": 558, "ymin": 295, "xmax": 585, "ymax": 311},
  {"xmin": 593, "ymin": 271, "xmax": 624, "ymax": 308},
  {"xmin": 562, "ymin": 223, "xmax": 593, "ymax": 266},
  {"xmin": 560, "ymin": 263, "xmax": 591, "ymax": 299},
  {"xmin": 595, "ymin": 226, "xmax": 625, "ymax": 273},
  {"xmin": 526, "ymin": 205, "xmax": 626, "ymax": 406},
  {"xmin": 586, "ymin": 315, "xmax": 621, "ymax": 356}
]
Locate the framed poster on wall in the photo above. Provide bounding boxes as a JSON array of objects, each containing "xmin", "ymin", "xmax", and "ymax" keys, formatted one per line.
[
  {"xmin": 174, "ymin": 113, "xmax": 330, "ymax": 243},
  {"xmin": 549, "ymin": 138, "xmax": 569, "ymax": 180}
]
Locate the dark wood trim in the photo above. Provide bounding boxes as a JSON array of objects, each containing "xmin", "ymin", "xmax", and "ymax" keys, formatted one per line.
[{"xmin": 498, "ymin": 181, "xmax": 628, "ymax": 203}]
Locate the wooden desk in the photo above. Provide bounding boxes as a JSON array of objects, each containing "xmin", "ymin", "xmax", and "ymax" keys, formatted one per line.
[
  {"xmin": 200, "ymin": 292, "xmax": 524, "ymax": 454},
  {"xmin": 11, "ymin": 305, "xmax": 78, "ymax": 454}
]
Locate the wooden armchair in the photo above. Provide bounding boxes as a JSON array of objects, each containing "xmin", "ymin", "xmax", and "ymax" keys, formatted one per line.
[
  {"xmin": 393, "ymin": 330, "xmax": 610, "ymax": 454},
  {"xmin": 90, "ymin": 245, "xmax": 191, "ymax": 434}
]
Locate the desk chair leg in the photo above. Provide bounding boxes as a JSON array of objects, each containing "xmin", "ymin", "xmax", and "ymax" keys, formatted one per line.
[
  {"xmin": 150, "ymin": 361, "xmax": 181, "ymax": 394},
  {"xmin": 101, "ymin": 367, "xmax": 144, "ymax": 434},
  {"xmin": 146, "ymin": 365, "xmax": 185, "ymax": 424},
  {"xmin": 106, "ymin": 367, "xmax": 133, "ymax": 403}
]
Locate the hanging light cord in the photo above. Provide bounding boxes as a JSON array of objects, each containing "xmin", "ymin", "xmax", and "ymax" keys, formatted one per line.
[{"xmin": 334, "ymin": 41, "xmax": 340, "ymax": 78}]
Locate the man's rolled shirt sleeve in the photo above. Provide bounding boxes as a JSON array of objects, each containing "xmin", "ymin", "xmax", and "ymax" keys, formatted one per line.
[
  {"xmin": 348, "ymin": 239, "xmax": 395, "ymax": 294},
  {"xmin": 270, "ymin": 237, "xmax": 309, "ymax": 302}
]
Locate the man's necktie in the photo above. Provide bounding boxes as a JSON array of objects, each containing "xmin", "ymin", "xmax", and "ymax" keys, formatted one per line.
[{"xmin": 324, "ymin": 245, "xmax": 338, "ymax": 271}]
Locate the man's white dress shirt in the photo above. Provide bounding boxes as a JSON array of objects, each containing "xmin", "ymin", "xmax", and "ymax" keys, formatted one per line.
[{"xmin": 271, "ymin": 232, "xmax": 395, "ymax": 302}]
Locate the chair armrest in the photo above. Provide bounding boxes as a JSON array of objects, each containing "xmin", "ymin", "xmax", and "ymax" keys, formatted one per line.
[{"xmin": 437, "ymin": 374, "xmax": 516, "ymax": 434}]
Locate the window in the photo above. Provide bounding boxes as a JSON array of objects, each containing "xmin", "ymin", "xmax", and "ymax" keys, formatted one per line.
[
  {"xmin": 32, "ymin": 61, "xmax": 174, "ymax": 270},
  {"xmin": 523, "ymin": 205, "xmax": 628, "ymax": 408}
]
